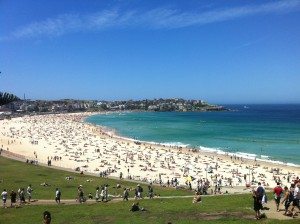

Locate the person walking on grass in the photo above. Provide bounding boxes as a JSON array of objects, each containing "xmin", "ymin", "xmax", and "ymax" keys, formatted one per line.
[
  {"xmin": 27, "ymin": 184, "xmax": 33, "ymax": 202},
  {"xmin": 100, "ymin": 187, "xmax": 104, "ymax": 202},
  {"xmin": 10, "ymin": 190, "xmax": 17, "ymax": 207},
  {"xmin": 20, "ymin": 188, "xmax": 25, "ymax": 204},
  {"xmin": 252, "ymin": 189, "xmax": 261, "ymax": 220},
  {"xmin": 135, "ymin": 184, "xmax": 143, "ymax": 199},
  {"xmin": 1, "ymin": 189, "xmax": 8, "ymax": 208},
  {"xmin": 104, "ymin": 184, "xmax": 108, "ymax": 202},
  {"xmin": 256, "ymin": 182, "xmax": 265, "ymax": 210},
  {"xmin": 18, "ymin": 188, "xmax": 25, "ymax": 205},
  {"xmin": 291, "ymin": 182, "xmax": 300, "ymax": 218},
  {"xmin": 123, "ymin": 188, "xmax": 129, "ymax": 201},
  {"xmin": 78, "ymin": 186, "xmax": 85, "ymax": 203},
  {"xmin": 148, "ymin": 184, "xmax": 154, "ymax": 199},
  {"xmin": 95, "ymin": 187, "xmax": 100, "ymax": 202},
  {"xmin": 273, "ymin": 182, "xmax": 283, "ymax": 212},
  {"xmin": 281, "ymin": 186, "xmax": 293, "ymax": 216},
  {"xmin": 55, "ymin": 188, "xmax": 61, "ymax": 204}
]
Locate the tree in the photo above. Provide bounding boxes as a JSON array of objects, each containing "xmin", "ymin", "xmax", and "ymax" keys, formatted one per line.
[{"xmin": 0, "ymin": 92, "xmax": 20, "ymax": 106}]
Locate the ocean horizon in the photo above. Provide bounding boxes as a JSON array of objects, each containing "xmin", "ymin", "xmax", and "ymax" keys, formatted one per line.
[{"xmin": 86, "ymin": 104, "xmax": 300, "ymax": 166}]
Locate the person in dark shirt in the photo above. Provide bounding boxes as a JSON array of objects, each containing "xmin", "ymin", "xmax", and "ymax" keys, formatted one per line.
[
  {"xmin": 10, "ymin": 190, "xmax": 17, "ymax": 207},
  {"xmin": 43, "ymin": 211, "xmax": 51, "ymax": 224},
  {"xmin": 256, "ymin": 182, "xmax": 265, "ymax": 197},
  {"xmin": 252, "ymin": 190, "xmax": 261, "ymax": 220},
  {"xmin": 130, "ymin": 202, "xmax": 146, "ymax": 212},
  {"xmin": 256, "ymin": 182, "xmax": 265, "ymax": 209},
  {"xmin": 123, "ymin": 188, "xmax": 129, "ymax": 201},
  {"xmin": 148, "ymin": 185, "xmax": 154, "ymax": 199},
  {"xmin": 130, "ymin": 202, "xmax": 140, "ymax": 212}
]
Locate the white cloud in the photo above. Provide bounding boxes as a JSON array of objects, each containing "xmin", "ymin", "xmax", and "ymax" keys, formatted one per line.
[{"xmin": 3, "ymin": 0, "xmax": 300, "ymax": 40}]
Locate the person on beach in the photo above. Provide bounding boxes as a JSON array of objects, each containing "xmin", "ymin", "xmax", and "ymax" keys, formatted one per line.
[
  {"xmin": 273, "ymin": 182, "xmax": 283, "ymax": 212},
  {"xmin": 1, "ymin": 189, "xmax": 8, "ymax": 208},
  {"xmin": 10, "ymin": 190, "xmax": 17, "ymax": 207},
  {"xmin": 43, "ymin": 211, "xmax": 51, "ymax": 224},
  {"xmin": 55, "ymin": 188, "xmax": 61, "ymax": 204},
  {"xmin": 27, "ymin": 184, "xmax": 33, "ymax": 202}
]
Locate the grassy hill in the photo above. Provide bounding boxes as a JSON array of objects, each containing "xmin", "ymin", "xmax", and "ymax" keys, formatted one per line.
[{"xmin": 0, "ymin": 156, "xmax": 297, "ymax": 224}]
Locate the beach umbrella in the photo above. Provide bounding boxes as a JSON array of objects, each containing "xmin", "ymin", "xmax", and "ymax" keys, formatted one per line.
[{"xmin": 186, "ymin": 176, "xmax": 192, "ymax": 182}]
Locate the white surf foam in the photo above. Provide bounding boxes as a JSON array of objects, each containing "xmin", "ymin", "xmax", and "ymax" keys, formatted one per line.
[{"xmin": 161, "ymin": 142, "xmax": 190, "ymax": 148}]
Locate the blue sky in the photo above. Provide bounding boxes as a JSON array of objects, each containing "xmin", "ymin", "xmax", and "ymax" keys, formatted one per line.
[{"xmin": 1, "ymin": 0, "xmax": 300, "ymax": 104}]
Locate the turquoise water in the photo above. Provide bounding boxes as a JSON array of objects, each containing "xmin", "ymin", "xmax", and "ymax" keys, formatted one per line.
[{"xmin": 86, "ymin": 105, "xmax": 300, "ymax": 166}]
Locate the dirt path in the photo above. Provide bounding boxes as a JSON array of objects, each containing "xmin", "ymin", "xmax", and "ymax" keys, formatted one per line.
[
  {"xmin": 263, "ymin": 200, "xmax": 299, "ymax": 220},
  {"xmin": 15, "ymin": 197, "xmax": 299, "ymax": 220},
  {"xmin": 18, "ymin": 195, "xmax": 194, "ymax": 205}
]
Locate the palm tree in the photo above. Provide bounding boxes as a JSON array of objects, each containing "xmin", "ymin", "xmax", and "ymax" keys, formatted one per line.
[
  {"xmin": 0, "ymin": 92, "xmax": 20, "ymax": 106},
  {"xmin": 0, "ymin": 71, "xmax": 20, "ymax": 106}
]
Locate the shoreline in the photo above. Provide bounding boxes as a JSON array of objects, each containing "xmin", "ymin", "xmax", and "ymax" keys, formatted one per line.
[
  {"xmin": 0, "ymin": 112, "xmax": 299, "ymax": 190},
  {"xmin": 85, "ymin": 112, "xmax": 300, "ymax": 168}
]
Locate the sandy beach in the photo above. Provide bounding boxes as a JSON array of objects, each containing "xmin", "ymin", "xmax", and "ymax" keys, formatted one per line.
[{"xmin": 0, "ymin": 113, "xmax": 299, "ymax": 190}]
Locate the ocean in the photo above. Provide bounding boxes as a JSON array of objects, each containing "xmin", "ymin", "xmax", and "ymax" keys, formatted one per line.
[{"xmin": 86, "ymin": 104, "xmax": 300, "ymax": 166}]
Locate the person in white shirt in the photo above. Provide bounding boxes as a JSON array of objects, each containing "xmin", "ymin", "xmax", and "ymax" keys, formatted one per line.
[
  {"xmin": 95, "ymin": 187, "xmax": 100, "ymax": 202},
  {"xmin": 1, "ymin": 189, "xmax": 8, "ymax": 208},
  {"xmin": 55, "ymin": 188, "xmax": 61, "ymax": 204},
  {"xmin": 291, "ymin": 182, "xmax": 300, "ymax": 218},
  {"xmin": 27, "ymin": 184, "xmax": 33, "ymax": 202}
]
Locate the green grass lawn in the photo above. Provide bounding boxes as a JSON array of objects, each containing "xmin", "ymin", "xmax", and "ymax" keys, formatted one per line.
[{"xmin": 0, "ymin": 156, "xmax": 298, "ymax": 224}]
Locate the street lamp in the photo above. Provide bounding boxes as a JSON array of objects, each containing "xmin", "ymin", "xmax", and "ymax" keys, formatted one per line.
[{"xmin": 248, "ymin": 166, "xmax": 251, "ymax": 184}]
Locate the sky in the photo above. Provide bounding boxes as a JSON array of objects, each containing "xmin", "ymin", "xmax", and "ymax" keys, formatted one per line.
[{"xmin": 1, "ymin": 0, "xmax": 300, "ymax": 104}]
